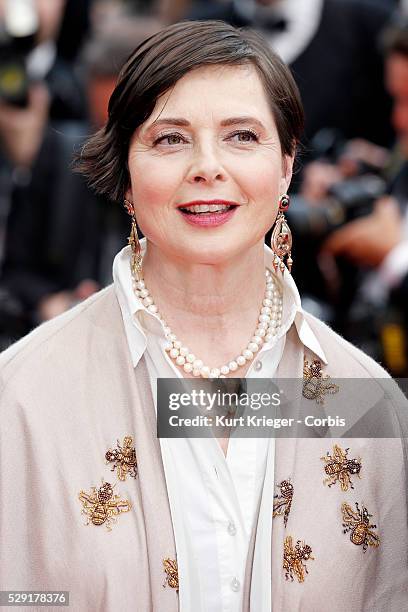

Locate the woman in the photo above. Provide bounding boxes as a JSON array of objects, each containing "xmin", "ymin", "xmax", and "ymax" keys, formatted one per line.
[{"xmin": 0, "ymin": 20, "xmax": 407, "ymax": 612}]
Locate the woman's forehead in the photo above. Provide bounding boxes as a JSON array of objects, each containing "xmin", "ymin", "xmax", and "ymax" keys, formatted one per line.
[{"xmin": 141, "ymin": 64, "xmax": 274, "ymax": 130}]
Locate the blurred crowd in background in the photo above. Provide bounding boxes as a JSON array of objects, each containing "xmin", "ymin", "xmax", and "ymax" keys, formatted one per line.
[{"xmin": 0, "ymin": 0, "xmax": 407, "ymax": 376}]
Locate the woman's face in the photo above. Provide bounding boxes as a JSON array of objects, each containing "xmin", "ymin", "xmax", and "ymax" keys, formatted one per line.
[{"xmin": 126, "ymin": 63, "xmax": 294, "ymax": 265}]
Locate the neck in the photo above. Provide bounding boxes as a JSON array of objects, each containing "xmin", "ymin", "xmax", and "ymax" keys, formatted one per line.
[{"xmin": 141, "ymin": 239, "xmax": 267, "ymax": 330}]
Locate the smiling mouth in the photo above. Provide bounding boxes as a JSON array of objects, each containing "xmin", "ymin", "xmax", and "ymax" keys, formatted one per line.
[{"xmin": 178, "ymin": 204, "xmax": 238, "ymax": 215}]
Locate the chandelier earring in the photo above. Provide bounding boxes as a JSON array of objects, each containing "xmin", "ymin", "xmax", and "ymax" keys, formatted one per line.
[
  {"xmin": 124, "ymin": 198, "xmax": 143, "ymax": 281},
  {"xmin": 271, "ymin": 194, "xmax": 293, "ymax": 274}
]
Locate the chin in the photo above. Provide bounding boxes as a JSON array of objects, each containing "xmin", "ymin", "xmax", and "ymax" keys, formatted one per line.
[{"xmin": 179, "ymin": 239, "xmax": 242, "ymax": 266}]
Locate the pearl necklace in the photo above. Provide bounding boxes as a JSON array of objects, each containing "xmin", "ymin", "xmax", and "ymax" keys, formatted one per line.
[{"xmin": 132, "ymin": 268, "xmax": 283, "ymax": 378}]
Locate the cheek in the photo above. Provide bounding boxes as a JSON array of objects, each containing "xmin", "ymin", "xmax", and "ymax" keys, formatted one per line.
[
  {"xmin": 235, "ymin": 157, "xmax": 282, "ymax": 204},
  {"xmin": 130, "ymin": 159, "xmax": 182, "ymax": 214}
]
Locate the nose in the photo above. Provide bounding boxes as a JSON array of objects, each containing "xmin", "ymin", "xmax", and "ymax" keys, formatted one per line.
[{"xmin": 186, "ymin": 142, "xmax": 227, "ymax": 184}]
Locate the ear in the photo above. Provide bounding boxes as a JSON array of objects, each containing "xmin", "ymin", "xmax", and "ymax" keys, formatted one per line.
[{"xmin": 279, "ymin": 154, "xmax": 295, "ymax": 195}]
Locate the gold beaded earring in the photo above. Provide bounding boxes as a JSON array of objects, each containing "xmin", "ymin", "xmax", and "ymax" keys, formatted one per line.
[
  {"xmin": 271, "ymin": 194, "xmax": 293, "ymax": 274},
  {"xmin": 124, "ymin": 199, "xmax": 143, "ymax": 281}
]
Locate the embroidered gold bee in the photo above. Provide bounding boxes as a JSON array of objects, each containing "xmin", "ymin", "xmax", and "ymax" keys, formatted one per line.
[
  {"xmin": 341, "ymin": 502, "xmax": 380, "ymax": 552},
  {"xmin": 321, "ymin": 444, "xmax": 362, "ymax": 491},
  {"xmin": 105, "ymin": 435, "xmax": 137, "ymax": 481},
  {"xmin": 273, "ymin": 479, "xmax": 294, "ymax": 527},
  {"xmin": 78, "ymin": 481, "xmax": 131, "ymax": 531},
  {"xmin": 163, "ymin": 558, "xmax": 179, "ymax": 592},
  {"xmin": 303, "ymin": 356, "xmax": 339, "ymax": 405},
  {"xmin": 283, "ymin": 536, "xmax": 314, "ymax": 583}
]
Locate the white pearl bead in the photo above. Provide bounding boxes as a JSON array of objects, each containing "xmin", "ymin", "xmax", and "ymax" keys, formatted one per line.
[
  {"xmin": 164, "ymin": 326, "xmax": 172, "ymax": 335},
  {"xmin": 192, "ymin": 369, "xmax": 201, "ymax": 377},
  {"xmin": 176, "ymin": 355, "xmax": 186, "ymax": 365},
  {"xmin": 219, "ymin": 374, "xmax": 226, "ymax": 378},
  {"xmin": 265, "ymin": 269, "xmax": 271, "ymax": 277},
  {"xmin": 261, "ymin": 306, "xmax": 272, "ymax": 315},
  {"xmin": 139, "ymin": 288, "xmax": 149, "ymax": 298},
  {"xmin": 173, "ymin": 340, "xmax": 182, "ymax": 349},
  {"xmin": 201, "ymin": 366, "xmax": 210, "ymax": 378},
  {"xmin": 258, "ymin": 314, "xmax": 270, "ymax": 323},
  {"xmin": 269, "ymin": 319, "xmax": 278, "ymax": 328},
  {"xmin": 252, "ymin": 335, "xmax": 263, "ymax": 346},
  {"xmin": 136, "ymin": 280, "xmax": 145, "ymax": 289},
  {"xmin": 264, "ymin": 333, "xmax": 274, "ymax": 342},
  {"xmin": 265, "ymin": 290, "xmax": 273, "ymax": 299},
  {"xmin": 180, "ymin": 346, "xmax": 189, "ymax": 356},
  {"xmin": 168, "ymin": 333, "xmax": 177, "ymax": 342},
  {"xmin": 143, "ymin": 296, "xmax": 153, "ymax": 306},
  {"xmin": 147, "ymin": 304, "xmax": 158, "ymax": 313},
  {"xmin": 193, "ymin": 359, "xmax": 203, "ymax": 370},
  {"xmin": 186, "ymin": 353, "xmax": 195, "ymax": 363},
  {"xmin": 248, "ymin": 342, "xmax": 258, "ymax": 353},
  {"xmin": 257, "ymin": 321, "xmax": 268, "ymax": 330},
  {"xmin": 209, "ymin": 368, "xmax": 220, "ymax": 378},
  {"xmin": 169, "ymin": 348, "xmax": 179, "ymax": 358},
  {"xmin": 237, "ymin": 355, "xmax": 246, "ymax": 366},
  {"xmin": 183, "ymin": 362, "xmax": 193, "ymax": 373},
  {"xmin": 243, "ymin": 349, "xmax": 253, "ymax": 360},
  {"xmin": 164, "ymin": 342, "xmax": 173, "ymax": 352},
  {"xmin": 263, "ymin": 298, "xmax": 272, "ymax": 307},
  {"xmin": 229, "ymin": 361, "xmax": 238, "ymax": 371},
  {"xmin": 220, "ymin": 365, "xmax": 230, "ymax": 375},
  {"xmin": 273, "ymin": 297, "xmax": 280, "ymax": 305},
  {"xmin": 255, "ymin": 327, "xmax": 266, "ymax": 337}
]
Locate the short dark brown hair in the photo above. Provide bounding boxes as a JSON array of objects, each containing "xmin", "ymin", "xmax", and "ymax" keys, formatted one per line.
[{"xmin": 75, "ymin": 19, "xmax": 304, "ymax": 203}]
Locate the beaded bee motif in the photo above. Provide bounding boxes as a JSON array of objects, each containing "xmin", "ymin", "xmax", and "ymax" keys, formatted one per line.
[
  {"xmin": 163, "ymin": 558, "xmax": 179, "ymax": 592},
  {"xmin": 105, "ymin": 435, "xmax": 137, "ymax": 481},
  {"xmin": 78, "ymin": 480, "xmax": 131, "ymax": 531},
  {"xmin": 303, "ymin": 356, "xmax": 339, "ymax": 405},
  {"xmin": 341, "ymin": 502, "xmax": 380, "ymax": 552},
  {"xmin": 321, "ymin": 444, "xmax": 362, "ymax": 491},
  {"xmin": 283, "ymin": 536, "xmax": 314, "ymax": 583},
  {"xmin": 273, "ymin": 479, "xmax": 294, "ymax": 527}
]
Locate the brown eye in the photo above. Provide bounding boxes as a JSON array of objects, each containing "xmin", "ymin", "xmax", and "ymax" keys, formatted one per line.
[
  {"xmin": 167, "ymin": 134, "xmax": 183, "ymax": 145},
  {"xmin": 230, "ymin": 130, "xmax": 259, "ymax": 143},
  {"xmin": 154, "ymin": 132, "xmax": 186, "ymax": 146}
]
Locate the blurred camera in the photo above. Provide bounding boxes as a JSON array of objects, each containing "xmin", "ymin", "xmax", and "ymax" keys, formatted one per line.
[
  {"xmin": 287, "ymin": 174, "xmax": 387, "ymax": 241},
  {"xmin": 288, "ymin": 127, "xmax": 388, "ymax": 241},
  {"xmin": 0, "ymin": 0, "xmax": 39, "ymax": 107}
]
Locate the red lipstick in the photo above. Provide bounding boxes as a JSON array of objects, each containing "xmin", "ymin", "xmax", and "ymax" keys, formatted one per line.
[{"xmin": 177, "ymin": 200, "xmax": 239, "ymax": 228}]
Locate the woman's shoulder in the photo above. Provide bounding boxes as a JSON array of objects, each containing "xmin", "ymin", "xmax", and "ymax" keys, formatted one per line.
[
  {"xmin": 301, "ymin": 309, "xmax": 391, "ymax": 379},
  {"xmin": 0, "ymin": 285, "xmax": 121, "ymax": 394}
]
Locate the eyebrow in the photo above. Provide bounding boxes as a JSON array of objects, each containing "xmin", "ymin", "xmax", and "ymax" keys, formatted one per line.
[{"xmin": 146, "ymin": 116, "xmax": 267, "ymax": 130}]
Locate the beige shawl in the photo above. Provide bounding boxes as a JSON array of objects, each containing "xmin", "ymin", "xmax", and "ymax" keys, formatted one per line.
[{"xmin": 0, "ymin": 287, "xmax": 407, "ymax": 611}]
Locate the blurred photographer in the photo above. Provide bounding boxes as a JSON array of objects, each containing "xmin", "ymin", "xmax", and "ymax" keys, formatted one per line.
[
  {"xmin": 0, "ymin": 0, "xmax": 87, "ymax": 168},
  {"xmin": 0, "ymin": 0, "xmax": 89, "ymax": 345},
  {"xmin": 292, "ymin": 20, "xmax": 408, "ymax": 373}
]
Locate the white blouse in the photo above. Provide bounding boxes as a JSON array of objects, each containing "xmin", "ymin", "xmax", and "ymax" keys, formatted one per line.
[{"xmin": 113, "ymin": 240, "xmax": 326, "ymax": 612}]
